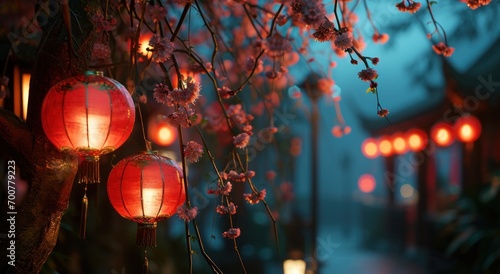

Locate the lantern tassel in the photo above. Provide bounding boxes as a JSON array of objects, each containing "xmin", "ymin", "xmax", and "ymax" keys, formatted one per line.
[
  {"xmin": 143, "ymin": 249, "xmax": 149, "ymax": 274},
  {"xmin": 137, "ymin": 223, "xmax": 157, "ymax": 247},
  {"xmin": 78, "ymin": 157, "xmax": 100, "ymax": 184},
  {"xmin": 80, "ymin": 190, "xmax": 88, "ymax": 239}
]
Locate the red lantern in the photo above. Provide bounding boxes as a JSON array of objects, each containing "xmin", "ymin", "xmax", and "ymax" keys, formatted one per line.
[
  {"xmin": 107, "ymin": 152, "xmax": 185, "ymax": 247},
  {"xmin": 454, "ymin": 115, "xmax": 481, "ymax": 143},
  {"xmin": 378, "ymin": 135, "xmax": 393, "ymax": 157},
  {"xmin": 361, "ymin": 138, "xmax": 379, "ymax": 159},
  {"xmin": 148, "ymin": 114, "xmax": 177, "ymax": 146},
  {"xmin": 41, "ymin": 71, "xmax": 135, "ymax": 238},
  {"xmin": 405, "ymin": 129, "xmax": 428, "ymax": 152},
  {"xmin": 431, "ymin": 122, "xmax": 454, "ymax": 147},
  {"xmin": 358, "ymin": 174, "xmax": 376, "ymax": 193},
  {"xmin": 391, "ymin": 132, "xmax": 408, "ymax": 155}
]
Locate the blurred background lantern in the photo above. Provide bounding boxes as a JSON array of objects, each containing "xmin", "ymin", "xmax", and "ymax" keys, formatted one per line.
[
  {"xmin": 358, "ymin": 173, "xmax": 376, "ymax": 194},
  {"xmin": 378, "ymin": 135, "xmax": 393, "ymax": 157},
  {"xmin": 107, "ymin": 152, "xmax": 185, "ymax": 272},
  {"xmin": 431, "ymin": 122, "xmax": 454, "ymax": 147},
  {"xmin": 41, "ymin": 70, "xmax": 136, "ymax": 238},
  {"xmin": 148, "ymin": 114, "xmax": 177, "ymax": 146},
  {"xmin": 391, "ymin": 132, "xmax": 408, "ymax": 155},
  {"xmin": 454, "ymin": 115, "xmax": 482, "ymax": 143},
  {"xmin": 405, "ymin": 128, "xmax": 428, "ymax": 152},
  {"xmin": 361, "ymin": 138, "xmax": 379, "ymax": 159}
]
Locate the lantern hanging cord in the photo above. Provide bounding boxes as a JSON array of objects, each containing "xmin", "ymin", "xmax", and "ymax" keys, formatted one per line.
[
  {"xmin": 136, "ymin": 100, "xmax": 152, "ymax": 151},
  {"xmin": 143, "ymin": 248, "xmax": 149, "ymax": 274}
]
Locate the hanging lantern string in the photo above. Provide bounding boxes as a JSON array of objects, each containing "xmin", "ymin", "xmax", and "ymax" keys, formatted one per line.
[
  {"xmin": 79, "ymin": 185, "xmax": 88, "ymax": 239},
  {"xmin": 143, "ymin": 249, "xmax": 149, "ymax": 274},
  {"xmin": 135, "ymin": 99, "xmax": 152, "ymax": 151}
]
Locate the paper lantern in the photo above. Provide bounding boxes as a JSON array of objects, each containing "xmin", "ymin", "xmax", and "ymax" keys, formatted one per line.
[
  {"xmin": 358, "ymin": 174, "xmax": 376, "ymax": 193},
  {"xmin": 405, "ymin": 129, "xmax": 428, "ymax": 152},
  {"xmin": 41, "ymin": 71, "xmax": 136, "ymax": 238},
  {"xmin": 391, "ymin": 132, "xmax": 408, "ymax": 154},
  {"xmin": 107, "ymin": 152, "xmax": 185, "ymax": 247},
  {"xmin": 361, "ymin": 138, "xmax": 379, "ymax": 159},
  {"xmin": 378, "ymin": 135, "xmax": 393, "ymax": 157},
  {"xmin": 454, "ymin": 115, "xmax": 481, "ymax": 143},
  {"xmin": 431, "ymin": 122, "xmax": 454, "ymax": 147}
]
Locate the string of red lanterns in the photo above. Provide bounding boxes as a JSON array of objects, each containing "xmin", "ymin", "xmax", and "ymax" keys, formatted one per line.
[{"xmin": 361, "ymin": 115, "xmax": 482, "ymax": 158}]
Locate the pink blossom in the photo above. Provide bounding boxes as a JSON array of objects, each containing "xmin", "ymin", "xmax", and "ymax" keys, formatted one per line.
[
  {"xmin": 334, "ymin": 32, "xmax": 353, "ymax": 51},
  {"xmin": 377, "ymin": 108, "xmax": 389, "ymax": 117},
  {"xmin": 222, "ymin": 228, "xmax": 241, "ymax": 239},
  {"xmin": 358, "ymin": 68, "xmax": 378, "ymax": 82},
  {"xmin": 149, "ymin": 5, "xmax": 167, "ymax": 23},
  {"xmin": 184, "ymin": 141, "xmax": 203, "ymax": 163},
  {"xmin": 266, "ymin": 33, "xmax": 292, "ymax": 58},
  {"xmin": 218, "ymin": 86, "xmax": 234, "ymax": 99},
  {"xmin": 149, "ymin": 34, "xmax": 175, "ymax": 63},
  {"xmin": 92, "ymin": 13, "xmax": 116, "ymax": 32},
  {"xmin": 372, "ymin": 33, "xmax": 389, "ymax": 44},
  {"xmin": 432, "ymin": 42, "xmax": 454, "ymax": 57},
  {"xmin": 244, "ymin": 189, "xmax": 266, "ymax": 205},
  {"xmin": 219, "ymin": 182, "xmax": 232, "ymax": 195},
  {"xmin": 216, "ymin": 202, "xmax": 237, "ymax": 215},
  {"xmin": 313, "ymin": 18, "xmax": 335, "ymax": 42},
  {"xmin": 233, "ymin": 133, "xmax": 250, "ymax": 148},
  {"xmin": 177, "ymin": 206, "xmax": 198, "ymax": 222},
  {"xmin": 153, "ymin": 83, "xmax": 171, "ymax": 104},
  {"xmin": 169, "ymin": 78, "xmax": 201, "ymax": 106},
  {"xmin": 166, "ymin": 107, "xmax": 196, "ymax": 128},
  {"xmin": 395, "ymin": 1, "xmax": 422, "ymax": 13},
  {"xmin": 280, "ymin": 182, "xmax": 295, "ymax": 201},
  {"xmin": 462, "ymin": 0, "xmax": 492, "ymax": 10},
  {"xmin": 92, "ymin": 42, "xmax": 111, "ymax": 61},
  {"xmin": 266, "ymin": 170, "xmax": 277, "ymax": 181}
]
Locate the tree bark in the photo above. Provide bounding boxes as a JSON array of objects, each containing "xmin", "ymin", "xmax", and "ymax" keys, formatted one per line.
[{"xmin": 1, "ymin": 1, "xmax": 96, "ymax": 272}]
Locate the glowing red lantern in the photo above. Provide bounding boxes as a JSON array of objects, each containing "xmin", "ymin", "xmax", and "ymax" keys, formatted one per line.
[
  {"xmin": 405, "ymin": 129, "xmax": 428, "ymax": 152},
  {"xmin": 431, "ymin": 122, "xmax": 454, "ymax": 147},
  {"xmin": 107, "ymin": 152, "xmax": 185, "ymax": 247},
  {"xmin": 148, "ymin": 114, "xmax": 177, "ymax": 146},
  {"xmin": 454, "ymin": 115, "xmax": 481, "ymax": 143},
  {"xmin": 361, "ymin": 138, "xmax": 379, "ymax": 159},
  {"xmin": 358, "ymin": 174, "xmax": 376, "ymax": 193},
  {"xmin": 378, "ymin": 135, "xmax": 393, "ymax": 157},
  {"xmin": 41, "ymin": 71, "xmax": 135, "ymax": 238},
  {"xmin": 391, "ymin": 132, "xmax": 408, "ymax": 154}
]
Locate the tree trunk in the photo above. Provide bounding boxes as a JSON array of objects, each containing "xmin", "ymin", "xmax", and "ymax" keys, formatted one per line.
[{"xmin": 0, "ymin": 1, "xmax": 96, "ymax": 272}]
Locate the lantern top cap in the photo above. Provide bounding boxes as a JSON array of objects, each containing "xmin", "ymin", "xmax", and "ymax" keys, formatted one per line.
[{"xmin": 84, "ymin": 70, "xmax": 104, "ymax": 76}]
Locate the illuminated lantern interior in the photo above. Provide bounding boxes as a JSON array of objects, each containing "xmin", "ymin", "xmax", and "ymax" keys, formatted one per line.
[
  {"xmin": 362, "ymin": 138, "xmax": 379, "ymax": 158},
  {"xmin": 358, "ymin": 174, "xmax": 376, "ymax": 193},
  {"xmin": 431, "ymin": 122, "xmax": 454, "ymax": 147},
  {"xmin": 454, "ymin": 115, "xmax": 481, "ymax": 143}
]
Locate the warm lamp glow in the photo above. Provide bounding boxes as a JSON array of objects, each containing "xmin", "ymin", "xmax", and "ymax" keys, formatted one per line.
[
  {"xmin": 431, "ymin": 122, "xmax": 454, "ymax": 147},
  {"xmin": 392, "ymin": 133, "xmax": 407, "ymax": 154},
  {"xmin": 283, "ymin": 259, "xmax": 306, "ymax": 274},
  {"xmin": 139, "ymin": 34, "xmax": 153, "ymax": 55},
  {"xmin": 454, "ymin": 115, "xmax": 481, "ymax": 143},
  {"xmin": 358, "ymin": 174, "xmax": 376, "ymax": 193},
  {"xmin": 378, "ymin": 136, "xmax": 393, "ymax": 157},
  {"xmin": 148, "ymin": 115, "xmax": 177, "ymax": 146},
  {"xmin": 406, "ymin": 129, "xmax": 427, "ymax": 151},
  {"xmin": 22, "ymin": 73, "xmax": 30, "ymax": 120},
  {"xmin": 362, "ymin": 138, "xmax": 379, "ymax": 158},
  {"xmin": 142, "ymin": 188, "xmax": 163, "ymax": 217}
]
